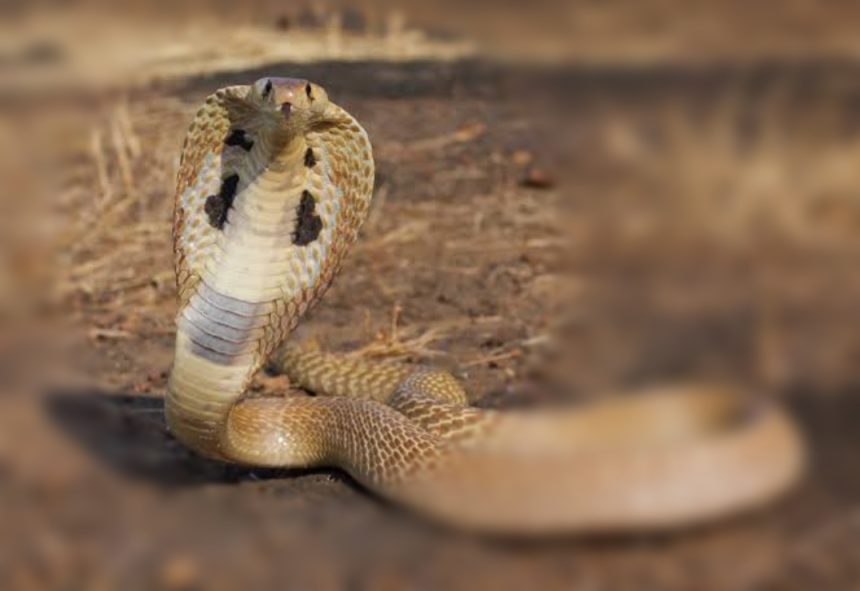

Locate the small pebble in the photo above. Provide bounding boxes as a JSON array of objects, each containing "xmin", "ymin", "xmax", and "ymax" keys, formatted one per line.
[
  {"xmin": 159, "ymin": 555, "xmax": 199, "ymax": 590},
  {"xmin": 521, "ymin": 166, "xmax": 555, "ymax": 189}
]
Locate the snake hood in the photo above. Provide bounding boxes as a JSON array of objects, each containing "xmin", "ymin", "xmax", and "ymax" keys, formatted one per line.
[{"xmin": 167, "ymin": 77, "xmax": 375, "ymax": 456}]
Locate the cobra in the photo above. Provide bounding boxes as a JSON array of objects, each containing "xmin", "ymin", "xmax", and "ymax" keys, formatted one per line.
[{"xmin": 166, "ymin": 77, "xmax": 805, "ymax": 534}]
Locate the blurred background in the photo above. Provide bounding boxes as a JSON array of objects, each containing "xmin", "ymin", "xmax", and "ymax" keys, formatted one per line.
[{"xmin": 1, "ymin": 0, "xmax": 860, "ymax": 589}]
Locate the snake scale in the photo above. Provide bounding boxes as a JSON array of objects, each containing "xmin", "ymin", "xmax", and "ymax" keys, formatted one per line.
[{"xmin": 166, "ymin": 77, "xmax": 805, "ymax": 534}]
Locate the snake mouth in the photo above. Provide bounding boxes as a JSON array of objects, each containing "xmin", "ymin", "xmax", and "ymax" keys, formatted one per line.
[{"xmin": 280, "ymin": 102, "xmax": 293, "ymax": 118}]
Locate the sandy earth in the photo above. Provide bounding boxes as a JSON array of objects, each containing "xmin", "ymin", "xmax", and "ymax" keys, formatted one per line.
[{"xmin": 2, "ymin": 58, "xmax": 860, "ymax": 590}]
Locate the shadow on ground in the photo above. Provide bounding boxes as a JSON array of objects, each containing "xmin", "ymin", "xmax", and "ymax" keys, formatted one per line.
[{"xmin": 44, "ymin": 391, "xmax": 335, "ymax": 487}]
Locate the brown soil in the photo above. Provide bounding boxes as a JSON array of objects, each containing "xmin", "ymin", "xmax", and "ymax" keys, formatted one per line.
[{"xmin": 3, "ymin": 56, "xmax": 860, "ymax": 590}]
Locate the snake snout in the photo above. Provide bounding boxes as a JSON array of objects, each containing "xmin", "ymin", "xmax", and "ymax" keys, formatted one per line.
[{"xmin": 256, "ymin": 77, "xmax": 313, "ymax": 110}]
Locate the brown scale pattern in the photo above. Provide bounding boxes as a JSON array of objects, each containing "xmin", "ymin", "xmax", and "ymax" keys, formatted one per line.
[{"xmin": 168, "ymin": 79, "xmax": 807, "ymax": 535}]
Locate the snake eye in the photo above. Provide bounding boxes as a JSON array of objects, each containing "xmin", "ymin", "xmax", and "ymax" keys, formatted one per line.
[
  {"xmin": 263, "ymin": 79, "xmax": 272, "ymax": 97},
  {"xmin": 306, "ymin": 83, "xmax": 313, "ymax": 100},
  {"xmin": 281, "ymin": 102, "xmax": 292, "ymax": 118}
]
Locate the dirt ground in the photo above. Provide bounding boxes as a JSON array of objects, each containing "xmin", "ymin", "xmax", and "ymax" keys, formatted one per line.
[{"xmin": 3, "ymin": 5, "xmax": 860, "ymax": 591}]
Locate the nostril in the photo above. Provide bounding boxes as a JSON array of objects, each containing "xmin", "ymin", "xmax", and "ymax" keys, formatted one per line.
[{"xmin": 281, "ymin": 102, "xmax": 292, "ymax": 117}]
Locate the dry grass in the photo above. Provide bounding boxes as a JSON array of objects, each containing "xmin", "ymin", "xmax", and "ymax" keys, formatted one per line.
[
  {"xmin": 346, "ymin": 304, "xmax": 449, "ymax": 361},
  {"xmin": 595, "ymin": 91, "xmax": 860, "ymax": 252},
  {"xmin": 1, "ymin": 7, "xmax": 474, "ymax": 94},
  {"xmin": 660, "ymin": 102, "xmax": 860, "ymax": 247}
]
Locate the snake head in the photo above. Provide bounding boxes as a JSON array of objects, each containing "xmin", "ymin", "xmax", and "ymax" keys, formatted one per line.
[{"xmin": 250, "ymin": 77, "xmax": 331, "ymax": 129}]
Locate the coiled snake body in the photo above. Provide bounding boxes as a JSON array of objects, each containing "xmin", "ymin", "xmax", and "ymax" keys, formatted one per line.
[{"xmin": 166, "ymin": 77, "xmax": 805, "ymax": 534}]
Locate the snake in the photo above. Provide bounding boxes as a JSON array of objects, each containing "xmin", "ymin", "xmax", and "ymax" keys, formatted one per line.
[{"xmin": 165, "ymin": 77, "xmax": 806, "ymax": 534}]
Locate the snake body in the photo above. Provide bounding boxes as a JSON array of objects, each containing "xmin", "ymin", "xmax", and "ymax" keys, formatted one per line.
[{"xmin": 166, "ymin": 77, "xmax": 805, "ymax": 534}]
